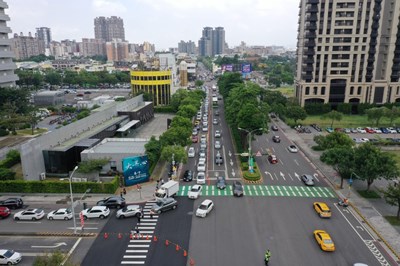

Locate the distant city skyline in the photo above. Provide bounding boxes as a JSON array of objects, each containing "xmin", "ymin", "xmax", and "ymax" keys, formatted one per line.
[{"xmin": 7, "ymin": 0, "xmax": 300, "ymax": 50}]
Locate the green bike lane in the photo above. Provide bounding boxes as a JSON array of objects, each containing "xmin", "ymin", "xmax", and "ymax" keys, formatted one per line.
[{"xmin": 178, "ymin": 185, "xmax": 335, "ymax": 198}]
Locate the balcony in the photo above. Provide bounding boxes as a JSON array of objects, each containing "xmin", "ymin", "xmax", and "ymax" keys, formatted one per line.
[
  {"xmin": 0, "ymin": 51, "xmax": 15, "ymax": 58},
  {"xmin": 0, "ymin": 14, "xmax": 10, "ymax": 22},
  {"xmin": 0, "ymin": 62, "xmax": 17, "ymax": 71},
  {"xmin": 306, "ymin": 15, "xmax": 318, "ymax": 22},
  {"xmin": 0, "ymin": 39, "xmax": 12, "ymax": 46},
  {"xmin": 303, "ymin": 50, "xmax": 315, "ymax": 55},
  {"xmin": 0, "ymin": 26, "xmax": 11, "ymax": 34},
  {"xmin": 306, "ymin": 6, "xmax": 318, "ymax": 13},
  {"xmin": 302, "ymin": 66, "xmax": 314, "ymax": 72},
  {"xmin": 304, "ymin": 41, "xmax": 316, "ymax": 46},
  {"xmin": 306, "ymin": 0, "xmax": 319, "ymax": 4},
  {"xmin": 305, "ymin": 32, "xmax": 316, "ymax": 39},
  {"xmin": 305, "ymin": 24, "xmax": 317, "ymax": 30}
]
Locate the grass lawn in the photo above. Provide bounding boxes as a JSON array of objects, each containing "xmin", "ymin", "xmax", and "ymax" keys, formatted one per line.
[
  {"xmin": 17, "ymin": 128, "xmax": 47, "ymax": 136},
  {"xmin": 299, "ymin": 115, "xmax": 400, "ymax": 129},
  {"xmin": 276, "ymin": 86, "xmax": 295, "ymax": 98},
  {"xmin": 357, "ymin": 189, "xmax": 381, "ymax": 199},
  {"xmin": 384, "ymin": 151, "xmax": 400, "ymax": 168},
  {"xmin": 384, "ymin": 216, "xmax": 400, "ymax": 226}
]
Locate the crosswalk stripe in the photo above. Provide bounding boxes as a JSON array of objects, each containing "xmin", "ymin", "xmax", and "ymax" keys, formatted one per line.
[
  {"xmin": 126, "ymin": 250, "xmax": 148, "ymax": 253},
  {"xmin": 123, "ymin": 255, "xmax": 147, "ymax": 259},
  {"xmin": 121, "ymin": 262, "xmax": 145, "ymax": 265},
  {"xmin": 128, "ymin": 245, "xmax": 150, "ymax": 248}
]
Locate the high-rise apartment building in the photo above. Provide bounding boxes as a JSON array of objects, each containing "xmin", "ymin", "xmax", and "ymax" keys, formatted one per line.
[
  {"xmin": 12, "ymin": 32, "xmax": 45, "ymax": 60},
  {"xmin": 198, "ymin": 27, "xmax": 225, "ymax": 56},
  {"xmin": 106, "ymin": 39, "xmax": 129, "ymax": 62},
  {"xmin": 295, "ymin": 0, "xmax": 400, "ymax": 107},
  {"xmin": 94, "ymin": 16, "xmax": 125, "ymax": 42},
  {"xmin": 36, "ymin": 27, "xmax": 51, "ymax": 48},
  {"xmin": 178, "ymin": 40, "xmax": 196, "ymax": 54},
  {"xmin": 80, "ymin": 38, "xmax": 106, "ymax": 57},
  {"xmin": 0, "ymin": 0, "xmax": 18, "ymax": 87}
]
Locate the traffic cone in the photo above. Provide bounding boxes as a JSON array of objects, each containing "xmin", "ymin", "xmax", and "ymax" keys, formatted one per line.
[
  {"xmin": 183, "ymin": 250, "xmax": 187, "ymax": 257},
  {"xmin": 165, "ymin": 240, "xmax": 169, "ymax": 246},
  {"xmin": 118, "ymin": 233, "xmax": 122, "ymax": 239},
  {"xmin": 176, "ymin": 244, "xmax": 180, "ymax": 251},
  {"xmin": 189, "ymin": 258, "xmax": 195, "ymax": 265},
  {"xmin": 130, "ymin": 233, "xmax": 133, "ymax": 239},
  {"xmin": 146, "ymin": 234, "xmax": 150, "ymax": 240},
  {"xmin": 104, "ymin": 232, "xmax": 108, "ymax": 239},
  {"xmin": 153, "ymin": 235, "xmax": 158, "ymax": 242}
]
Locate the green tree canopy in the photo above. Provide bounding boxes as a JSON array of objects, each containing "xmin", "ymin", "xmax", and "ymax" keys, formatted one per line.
[
  {"xmin": 320, "ymin": 147, "xmax": 355, "ymax": 188},
  {"xmin": 77, "ymin": 158, "xmax": 109, "ymax": 173},
  {"xmin": 160, "ymin": 145, "xmax": 187, "ymax": 164},
  {"xmin": 285, "ymin": 105, "xmax": 307, "ymax": 124},
  {"xmin": 383, "ymin": 183, "xmax": 400, "ymax": 220},
  {"xmin": 322, "ymin": 110, "xmax": 343, "ymax": 128},
  {"xmin": 159, "ymin": 127, "xmax": 191, "ymax": 147},
  {"xmin": 170, "ymin": 116, "xmax": 192, "ymax": 129},
  {"xmin": 366, "ymin": 107, "xmax": 388, "ymax": 127},
  {"xmin": 314, "ymin": 131, "xmax": 354, "ymax": 150}
]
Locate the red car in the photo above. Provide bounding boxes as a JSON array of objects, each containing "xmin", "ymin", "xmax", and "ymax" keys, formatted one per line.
[
  {"xmin": 268, "ymin": 155, "xmax": 278, "ymax": 164},
  {"xmin": 192, "ymin": 135, "xmax": 198, "ymax": 143},
  {"xmin": 365, "ymin": 127, "xmax": 375, "ymax": 133},
  {"xmin": 0, "ymin": 207, "xmax": 11, "ymax": 219}
]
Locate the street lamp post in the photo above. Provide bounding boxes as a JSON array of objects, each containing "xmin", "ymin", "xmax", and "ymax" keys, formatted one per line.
[
  {"xmin": 69, "ymin": 166, "xmax": 79, "ymax": 234},
  {"xmin": 238, "ymin": 127, "xmax": 263, "ymax": 173}
]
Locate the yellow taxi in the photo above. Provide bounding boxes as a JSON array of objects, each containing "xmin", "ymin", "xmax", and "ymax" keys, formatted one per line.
[
  {"xmin": 313, "ymin": 230, "xmax": 335, "ymax": 251},
  {"xmin": 313, "ymin": 202, "xmax": 331, "ymax": 218},
  {"xmin": 195, "ymin": 120, "xmax": 200, "ymax": 126}
]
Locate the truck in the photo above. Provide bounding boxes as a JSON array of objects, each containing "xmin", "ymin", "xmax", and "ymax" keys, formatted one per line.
[{"xmin": 155, "ymin": 180, "xmax": 179, "ymax": 200}]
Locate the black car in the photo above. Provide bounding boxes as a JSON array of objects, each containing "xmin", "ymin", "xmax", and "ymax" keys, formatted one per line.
[
  {"xmin": 216, "ymin": 176, "xmax": 227, "ymax": 190},
  {"xmin": 0, "ymin": 198, "xmax": 23, "ymax": 209},
  {"xmin": 232, "ymin": 181, "xmax": 244, "ymax": 197},
  {"xmin": 272, "ymin": 136, "xmax": 281, "ymax": 143},
  {"xmin": 151, "ymin": 198, "xmax": 178, "ymax": 214},
  {"xmin": 97, "ymin": 196, "xmax": 126, "ymax": 209},
  {"xmin": 271, "ymin": 125, "xmax": 278, "ymax": 131},
  {"xmin": 183, "ymin": 170, "xmax": 193, "ymax": 182}
]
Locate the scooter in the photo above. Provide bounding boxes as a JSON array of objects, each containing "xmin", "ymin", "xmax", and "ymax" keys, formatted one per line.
[{"xmin": 338, "ymin": 199, "xmax": 349, "ymax": 207}]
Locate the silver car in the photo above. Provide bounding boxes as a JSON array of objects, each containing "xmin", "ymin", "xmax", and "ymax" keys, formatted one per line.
[
  {"xmin": 116, "ymin": 205, "xmax": 142, "ymax": 219},
  {"xmin": 301, "ymin": 174, "xmax": 315, "ymax": 186}
]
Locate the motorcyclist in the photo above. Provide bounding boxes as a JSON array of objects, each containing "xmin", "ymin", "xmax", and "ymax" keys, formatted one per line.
[{"xmin": 264, "ymin": 249, "xmax": 271, "ymax": 265}]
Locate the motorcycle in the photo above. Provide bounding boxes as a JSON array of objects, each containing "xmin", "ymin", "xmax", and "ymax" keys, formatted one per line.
[{"xmin": 338, "ymin": 199, "xmax": 349, "ymax": 207}]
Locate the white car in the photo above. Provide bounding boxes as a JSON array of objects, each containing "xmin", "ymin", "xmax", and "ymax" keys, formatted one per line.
[
  {"xmin": 213, "ymin": 119, "xmax": 218, "ymax": 125},
  {"xmin": 215, "ymin": 130, "xmax": 221, "ymax": 138},
  {"xmin": 200, "ymin": 140, "xmax": 207, "ymax": 149},
  {"xmin": 214, "ymin": 141, "xmax": 221, "ymax": 149},
  {"xmin": 188, "ymin": 185, "xmax": 203, "ymax": 199},
  {"xmin": 200, "ymin": 135, "xmax": 207, "ymax": 143},
  {"xmin": 116, "ymin": 205, "xmax": 142, "ymax": 219},
  {"xmin": 197, "ymin": 172, "xmax": 206, "ymax": 184},
  {"xmin": 0, "ymin": 249, "xmax": 22, "ymax": 265},
  {"xmin": 357, "ymin": 127, "xmax": 367, "ymax": 133},
  {"xmin": 14, "ymin": 208, "xmax": 45, "ymax": 221},
  {"xmin": 188, "ymin": 147, "xmax": 195, "ymax": 158},
  {"xmin": 202, "ymin": 126, "xmax": 208, "ymax": 132},
  {"xmin": 199, "ymin": 156, "xmax": 206, "ymax": 164},
  {"xmin": 203, "ymin": 121, "xmax": 208, "ymax": 127},
  {"xmin": 387, "ymin": 127, "xmax": 397, "ymax": 133},
  {"xmin": 373, "ymin": 127, "xmax": 382, "ymax": 134},
  {"xmin": 47, "ymin": 208, "xmax": 73, "ymax": 220},
  {"xmin": 197, "ymin": 162, "xmax": 206, "ymax": 172},
  {"xmin": 80, "ymin": 206, "xmax": 110, "ymax": 220},
  {"xmin": 196, "ymin": 199, "xmax": 214, "ymax": 217},
  {"xmin": 287, "ymin": 145, "xmax": 298, "ymax": 153}
]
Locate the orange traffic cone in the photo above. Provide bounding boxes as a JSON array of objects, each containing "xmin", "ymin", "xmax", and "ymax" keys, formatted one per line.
[
  {"xmin": 118, "ymin": 233, "xmax": 122, "ymax": 239},
  {"xmin": 165, "ymin": 240, "xmax": 169, "ymax": 246},
  {"xmin": 146, "ymin": 234, "xmax": 150, "ymax": 240},
  {"xmin": 153, "ymin": 235, "xmax": 158, "ymax": 242},
  {"xmin": 176, "ymin": 245, "xmax": 180, "ymax": 251},
  {"xmin": 183, "ymin": 250, "xmax": 187, "ymax": 257},
  {"xmin": 130, "ymin": 233, "xmax": 133, "ymax": 239}
]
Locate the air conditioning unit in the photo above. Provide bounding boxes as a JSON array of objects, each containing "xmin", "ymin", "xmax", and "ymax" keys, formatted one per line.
[{"xmin": 39, "ymin": 173, "xmax": 46, "ymax": 181}]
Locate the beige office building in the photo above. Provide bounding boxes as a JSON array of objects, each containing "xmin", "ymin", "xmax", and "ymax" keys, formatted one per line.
[{"xmin": 295, "ymin": 0, "xmax": 400, "ymax": 108}]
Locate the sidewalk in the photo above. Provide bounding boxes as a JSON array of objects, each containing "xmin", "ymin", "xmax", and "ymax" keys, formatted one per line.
[{"xmin": 274, "ymin": 118, "xmax": 400, "ymax": 258}]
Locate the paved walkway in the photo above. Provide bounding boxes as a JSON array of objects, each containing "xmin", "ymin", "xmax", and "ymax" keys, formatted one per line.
[{"xmin": 272, "ymin": 118, "xmax": 400, "ymax": 259}]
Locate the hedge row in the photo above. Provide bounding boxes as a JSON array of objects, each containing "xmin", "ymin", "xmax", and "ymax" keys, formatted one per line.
[
  {"xmin": 154, "ymin": 106, "xmax": 175, "ymax": 113},
  {"xmin": 241, "ymin": 162, "xmax": 261, "ymax": 181},
  {"xmin": 0, "ymin": 176, "xmax": 119, "ymax": 194},
  {"xmin": 0, "ymin": 150, "xmax": 21, "ymax": 168}
]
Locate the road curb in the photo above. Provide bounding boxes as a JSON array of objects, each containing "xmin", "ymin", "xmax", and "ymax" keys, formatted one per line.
[{"xmin": 0, "ymin": 231, "xmax": 96, "ymax": 237}]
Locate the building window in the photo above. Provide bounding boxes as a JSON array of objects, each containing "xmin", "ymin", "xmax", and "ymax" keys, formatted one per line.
[
  {"xmin": 358, "ymin": 86, "xmax": 362, "ymax": 95},
  {"xmin": 350, "ymin": 86, "xmax": 354, "ymax": 95},
  {"xmin": 313, "ymin": 87, "xmax": 318, "ymax": 95},
  {"xmin": 305, "ymin": 87, "xmax": 310, "ymax": 95},
  {"xmin": 321, "ymin": 87, "xmax": 326, "ymax": 95}
]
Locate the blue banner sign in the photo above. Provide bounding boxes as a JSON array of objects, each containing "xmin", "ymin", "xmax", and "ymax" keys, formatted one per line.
[{"xmin": 122, "ymin": 155, "xmax": 149, "ymax": 186}]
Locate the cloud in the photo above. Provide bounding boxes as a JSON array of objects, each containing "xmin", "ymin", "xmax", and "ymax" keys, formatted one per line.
[{"xmin": 91, "ymin": 0, "xmax": 127, "ymax": 14}]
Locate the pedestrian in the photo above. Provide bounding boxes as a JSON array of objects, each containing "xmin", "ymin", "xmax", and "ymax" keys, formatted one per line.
[
  {"xmin": 120, "ymin": 191, "xmax": 124, "ymax": 199},
  {"xmin": 137, "ymin": 214, "xmax": 141, "ymax": 224},
  {"xmin": 123, "ymin": 187, "xmax": 127, "ymax": 195},
  {"xmin": 141, "ymin": 210, "xmax": 144, "ymax": 218},
  {"xmin": 134, "ymin": 226, "xmax": 141, "ymax": 239}
]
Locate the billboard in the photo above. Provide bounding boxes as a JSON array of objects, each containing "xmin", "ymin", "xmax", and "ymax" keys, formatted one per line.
[
  {"xmin": 241, "ymin": 63, "xmax": 252, "ymax": 79},
  {"xmin": 222, "ymin": 64, "xmax": 233, "ymax": 72},
  {"xmin": 122, "ymin": 155, "xmax": 150, "ymax": 186}
]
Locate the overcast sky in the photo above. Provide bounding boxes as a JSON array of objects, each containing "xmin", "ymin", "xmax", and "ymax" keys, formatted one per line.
[{"xmin": 7, "ymin": 0, "xmax": 300, "ymax": 50}]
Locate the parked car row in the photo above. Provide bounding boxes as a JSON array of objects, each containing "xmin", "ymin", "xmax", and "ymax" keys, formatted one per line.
[{"xmin": 327, "ymin": 126, "xmax": 400, "ymax": 134}]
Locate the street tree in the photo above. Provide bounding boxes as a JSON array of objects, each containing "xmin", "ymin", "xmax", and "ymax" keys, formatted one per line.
[
  {"xmin": 285, "ymin": 105, "xmax": 307, "ymax": 124},
  {"xmin": 383, "ymin": 183, "xmax": 400, "ymax": 220},
  {"xmin": 145, "ymin": 136, "xmax": 162, "ymax": 167},
  {"xmin": 217, "ymin": 72, "xmax": 243, "ymax": 99},
  {"xmin": 366, "ymin": 107, "xmax": 388, "ymax": 127},
  {"xmin": 195, "ymin": 80, "xmax": 204, "ymax": 87},
  {"xmin": 322, "ymin": 110, "xmax": 343, "ymax": 128},
  {"xmin": 170, "ymin": 116, "xmax": 192, "ymax": 129},
  {"xmin": 45, "ymin": 70, "xmax": 62, "ymax": 85},
  {"xmin": 313, "ymin": 131, "xmax": 354, "ymax": 150},
  {"xmin": 77, "ymin": 158, "xmax": 110, "ymax": 174},
  {"xmin": 170, "ymin": 89, "xmax": 189, "ymax": 112},
  {"xmin": 384, "ymin": 106, "xmax": 400, "ymax": 126},
  {"xmin": 176, "ymin": 104, "xmax": 197, "ymax": 119},
  {"xmin": 353, "ymin": 143, "xmax": 399, "ymax": 190},
  {"xmin": 320, "ymin": 147, "xmax": 355, "ymax": 189},
  {"xmin": 237, "ymin": 103, "xmax": 266, "ymax": 131},
  {"xmin": 160, "ymin": 145, "xmax": 187, "ymax": 164},
  {"xmin": 159, "ymin": 126, "xmax": 191, "ymax": 147}
]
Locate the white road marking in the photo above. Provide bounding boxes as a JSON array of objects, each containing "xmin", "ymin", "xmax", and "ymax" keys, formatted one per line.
[
  {"xmin": 126, "ymin": 250, "xmax": 149, "ymax": 253},
  {"xmin": 123, "ymin": 255, "xmax": 147, "ymax": 259},
  {"xmin": 121, "ymin": 261, "xmax": 145, "ymax": 264},
  {"xmin": 313, "ymin": 173, "xmax": 320, "ymax": 182},
  {"xmin": 294, "ymin": 159, "xmax": 299, "ymax": 166},
  {"xmin": 288, "ymin": 173, "xmax": 293, "ymax": 181},
  {"xmin": 61, "ymin": 238, "xmax": 81, "ymax": 266},
  {"xmin": 294, "ymin": 172, "xmax": 301, "ymax": 181},
  {"xmin": 280, "ymin": 172, "xmax": 286, "ymax": 181},
  {"xmin": 32, "ymin": 242, "xmax": 67, "ymax": 249}
]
